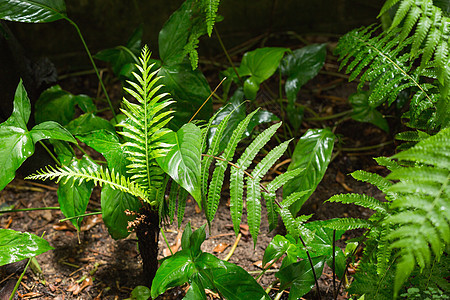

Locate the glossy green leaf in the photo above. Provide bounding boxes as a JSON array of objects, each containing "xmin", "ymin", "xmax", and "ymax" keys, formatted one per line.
[
  {"xmin": 35, "ymin": 85, "xmax": 96, "ymax": 126},
  {"xmin": 301, "ymin": 221, "xmax": 345, "ymax": 259},
  {"xmin": 30, "ymin": 121, "xmax": 76, "ymax": 144},
  {"xmin": 50, "ymin": 140, "xmax": 74, "ymax": 165},
  {"xmin": 184, "ymin": 273, "xmax": 206, "ymax": 300},
  {"xmin": 157, "ymin": 123, "xmax": 202, "ymax": 205},
  {"xmin": 0, "ymin": 229, "xmax": 54, "ymax": 266},
  {"xmin": 0, "ymin": 80, "xmax": 73, "ymax": 190},
  {"xmin": 283, "ymin": 128, "xmax": 335, "ymax": 215},
  {"xmin": 0, "ymin": 0, "xmax": 67, "ymax": 23},
  {"xmin": 196, "ymin": 253, "xmax": 270, "ymax": 300},
  {"xmin": 130, "ymin": 285, "xmax": 151, "ymax": 300},
  {"xmin": 349, "ymin": 91, "xmax": 389, "ymax": 133},
  {"xmin": 94, "ymin": 26, "xmax": 142, "ymax": 76},
  {"xmin": 57, "ymin": 156, "xmax": 99, "ymax": 230},
  {"xmin": 276, "ymin": 256, "xmax": 326, "ymax": 300},
  {"xmin": 262, "ymin": 235, "xmax": 292, "ymax": 267},
  {"xmin": 280, "ymin": 44, "xmax": 326, "ymax": 129},
  {"xmin": 326, "ymin": 247, "xmax": 346, "ymax": 278},
  {"xmin": 239, "ymin": 47, "xmax": 289, "ymax": 100},
  {"xmin": 151, "ymin": 249, "xmax": 195, "ymax": 298},
  {"xmin": 158, "ymin": 0, "xmax": 194, "ymax": 66},
  {"xmin": 66, "ymin": 113, "xmax": 115, "ymax": 136},
  {"xmin": 159, "ymin": 63, "xmax": 212, "ymax": 130}
]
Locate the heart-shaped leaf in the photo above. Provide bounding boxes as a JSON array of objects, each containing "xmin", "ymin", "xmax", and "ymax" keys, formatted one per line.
[
  {"xmin": 0, "ymin": 229, "xmax": 54, "ymax": 266},
  {"xmin": 283, "ymin": 129, "xmax": 335, "ymax": 215},
  {"xmin": 157, "ymin": 123, "xmax": 202, "ymax": 205},
  {"xmin": 349, "ymin": 91, "xmax": 389, "ymax": 133},
  {"xmin": 66, "ymin": 113, "xmax": 115, "ymax": 136},
  {"xmin": 0, "ymin": 0, "xmax": 67, "ymax": 23}
]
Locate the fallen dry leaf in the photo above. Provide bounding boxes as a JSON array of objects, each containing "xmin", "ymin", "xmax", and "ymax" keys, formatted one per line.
[
  {"xmin": 336, "ymin": 171, "xmax": 353, "ymax": 192},
  {"xmin": 213, "ymin": 243, "xmax": 229, "ymax": 253},
  {"xmin": 21, "ymin": 292, "xmax": 42, "ymax": 298},
  {"xmin": 163, "ymin": 231, "xmax": 182, "ymax": 257},
  {"xmin": 53, "ymin": 222, "xmax": 76, "ymax": 231},
  {"xmin": 81, "ymin": 215, "xmax": 102, "ymax": 231},
  {"xmin": 194, "ymin": 204, "xmax": 202, "ymax": 214},
  {"xmin": 253, "ymin": 260, "xmax": 278, "ymax": 269}
]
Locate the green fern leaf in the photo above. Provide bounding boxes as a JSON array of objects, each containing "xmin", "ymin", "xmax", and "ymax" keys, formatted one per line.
[
  {"xmin": 281, "ymin": 190, "xmax": 310, "ymax": 209},
  {"xmin": 327, "ymin": 193, "xmax": 388, "ymax": 213},
  {"xmin": 379, "ymin": 0, "xmax": 402, "ymax": 17},
  {"xmin": 177, "ymin": 186, "xmax": 188, "ymax": 227},
  {"xmin": 200, "ymin": 0, "xmax": 220, "ymax": 36},
  {"xmin": 264, "ymin": 192, "xmax": 278, "ymax": 231},
  {"xmin": 229, "ymin": 122, "xmax": 282, "ymax": 234},
  {"xmin": 389, "ymin": 0, "xmax": 414, "ymax": 29},
  {"xmin": 351, "ymin": 170, "xmax": 393, "ymax": 194},
  {"xmin": 251, "ymin": 140, "xmax": 291, "ymax": 180},
  {"xmin": 266, "ymin": 167, "xmax": 304, "ymax": 193},
  {"xmin": 247, "ymin": 177, "xmax": 262, "ymax": 245},
  {"xmin": 374, "ymin": 156, "xmax": 401, "ymax": 171},
  {"xmin": 321, "ymin": 217, "xmax": 373, "ymax": 230}
]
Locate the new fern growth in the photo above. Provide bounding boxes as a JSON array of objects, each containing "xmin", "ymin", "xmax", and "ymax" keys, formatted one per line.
[{"xmin": 324, "ymin": 127, "xmax": 450, "ymax": 299}]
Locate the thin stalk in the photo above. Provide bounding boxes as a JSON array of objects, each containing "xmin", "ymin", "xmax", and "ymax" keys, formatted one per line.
[
  {"xmin": 304, "ymin": 110, "xmax": 353, "ymax": 122},
  {"xmin": 1, "ymin": 207, "xmax": 60, "ymax": 214},
  {"xmin": 274, "ymin": 290, "xmax": 284, "ymax": 300},
  {"xmin": 224, "ymin": 233, "xmax": 242, "ymax": 261},
  {"xmin": 39, "ymin": 141, "xmax": 61, "ymax": 166},
  {"xmin": 64, "ymin": 17, "xmax": 117, "ymax": 122},
  {"xmin": 161, "ymin": 229, "xmax": 173, "ymax": 256},
  {"xmin": 189, "ymin": 77, "xmax": 227, "ymax": 123},
  {"xmin": 256, "ymin": 259, "xmax": 278, "ymax": 280},
  {"xmin": 214, "ymin": 27, "xmax": 243, "ymax": 85},
  {"xmin": 332, "ymin": 230, "xmax": 337, "ymax": 299},
  {"xmin": 59, "ymin": 211, "xmax": 101, "ymax": 222},
  {"xmin": 340, "ymin": 141, "xmax": 393, "ymax": 152},
  {"xmin": 335, "ymin": 241, "xmax": 362, "ymax": 300},
  {"xmin": 298, "ymin": 235, "xmax": 322, "ymax": 300}
]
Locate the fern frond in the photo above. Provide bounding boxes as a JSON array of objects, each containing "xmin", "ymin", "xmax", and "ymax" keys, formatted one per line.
[
  {"xmin": 117, "ymin": 46, "xmax": 174, "ymax": 200},
  {"xmin": 199, "ymin": 0, "xmax": 220, "ymax": 36},
  {"xmin": 375, "ymin": 156, "xmax": 401, "ymax": 171},
  {"xmin": 177, "ymin": 186, "xmax": 188, "ymax": 227},
  {"xmin": 264, "ymin": 192, "xmax": 278, "ymax": 231},
  {"xmin": 351, "ymin": 170, "xmax": 393, "ymax": 195},
  {"xmin": 322, "ymin": 217, "xmax": 373, "ymax": 230},
  {"xmin": 326, "ymin": 193, "xmax": 388, "ymax": 213},
  {"xmin": 26, "ymin": 165, "xmax": 149, "ymax": 203},
  {"xmin": 229, "ymin": 122, "xmax": 282, "ymax": 234},
  {"xmin": 266, "ymin": 167, "xmax": 304, "ymax": 193}
]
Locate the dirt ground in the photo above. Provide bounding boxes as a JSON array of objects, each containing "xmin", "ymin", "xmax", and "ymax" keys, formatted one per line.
[{"xmin": 0, "ymin": 34, "xmax": 396, "ymax": 300}]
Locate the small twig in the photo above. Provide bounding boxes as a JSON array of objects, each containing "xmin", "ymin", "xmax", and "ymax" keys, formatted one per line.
[
  {"xmin": 224, "ymin": 233, "xmax": 242, "ymax": 261},
  {"xmin": 0, "ymin": 207, "xmax": 60, "ymax": 214},
  {"xmin": 189, "ymin": 77, "xmax": 227, "ymax": 123},
  {"xmin": 38, "ymin": 141, "xmax": 61, "ymax": 167}
]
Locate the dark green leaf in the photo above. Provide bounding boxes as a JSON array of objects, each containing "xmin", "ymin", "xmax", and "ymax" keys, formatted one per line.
[
  {"xmin": 130, "ymin": 286, "xmax": 151, "ymax": 300},
  {"xmin": 326, "ymin": 247, "xmax": 346, "ymax": 278},
  {"xmin": 196, "ymin": 253, "xmax": 270, "ymax": 300},
  {"xmin": 50, "ymin": 140, "xmax": 74, "ymax": 165},
  {"xmin": 158, "ymin": 0, "xmax": 195, "ymax": 66},
  {"xmin": 35, "ymin": 85, "xmax": 96, "ymax": 126},
  {"xmin": 184, "ymin": 273, "xmax": 206, "ymax": 300},
  {"xmin": 159, "ymin": 63, "xmax": 212, "ymax": 129},
  {"xmin": 66, "ymin": 113, "xmax": 115, "ymax": 136},
  {"xmin": 281, "ymin": 44, "xmax": 326, "ymax": 104},
  {"xmin": 239, "ymin": 47, "xmax": 289, "ymax": 100},
  {"xmin": 101, "ymin": 185, "xmax": 141, "ymax": 239},
  {"xmin": 301, "ymin": 221, "xmax": 345, "ymax": 259},
  {"xmin": 246, "ymin": 110, "xmax": 280, "ymax": 136},
  {"xmin": 30, "ymin": 121, "xmax": 76, "ymax": 144},
  {"xmin": 189, "ymin": 224, "xmax": 207, "ymax": 257},
  {"xmin": 283, "ymin": 129, "xmax": 335, "ymax": 215},
  {"xmin": 0, "ymin": 80, "xmax": 34, "ymax": 190},
  {"xmin": 0, "ymin": 0, "xmax": 67, "ymax": 23},
  {"xmin": 276, "ymin": 256, "xmax": 326, "ymax": 300},
  {"xmin": 262, "ymin": 235, "xmax": 291, "ymax": 266},
  {"xmin": 157, "ymin": 123, "xmax": 202, "ymax": 205},
  {"xmin": 349, "ymin": 91, "xmax": 389, "ymax": 133},
  {"xmin": 0, "ymin": 229, "xmax": 53, "ymax": 266},
  {"xmin": 151, "ymin": 250, "xmax": 195, "ymax": 299},
  {"xmin": 57, "ymin": 156, "xmax": 99, "ymax": 230},
  {"xmin": 181, "ymin": 222, "xmax": 193, "ymax": 250}
]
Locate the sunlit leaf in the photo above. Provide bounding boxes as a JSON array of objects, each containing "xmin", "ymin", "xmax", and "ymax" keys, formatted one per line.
[{"xmin": 0, "ymin": 0, "xmax": 67, "ymax": 23}]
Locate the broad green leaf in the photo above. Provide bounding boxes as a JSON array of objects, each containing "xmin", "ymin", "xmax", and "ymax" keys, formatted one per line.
[
  {"xmin": 349, "ymin": 91, "xmax": 389, "ymax": 133},
  {"xmin": 57, "ymin": 156, "xmax": 99, "ymax": 230},
  {"xmin": 0, "ymin": 80, "xmax": 73, "ymax": 190},
  {"xmin": 130, "ymin": 285, "xmax": 151, "ymax": 300},
  {"xmin": 0, "ymin": 229, "xmax": 54, "ymax": 266},
  {"xmin": 262, "ymin": 235, "xmax": 291, "ymax": 267},
  {"xmin": 35, "ymin": 85, "xmax": 96, "ymax": 125},
  {"xmin": 276, "ymin": 256, "xmax": 326, "ymax": 300},
  {"xmin": 189, "ymin": 224, "xmax": 207, "ymax": 257},
  {"xmin": 184, "ymin": 273, "xmax": 206, "ymax": 300},
  {"xmin": 157, "ymin": 123, "xmax": 202, "ymax": 205},
  {"xmin": 283, "ymin": 128, "xmax": 335, "ymax": 215},
  {"xmin": 151, "ymin": 249, "xmax": 195, "ymax": 298},
  {"xmin": 0, "ymin": 0, "xmax": 67, "ymax": 23},
  {"xmin": 66, "ymin": 113, "xmax": 115, "ymax": 136},
  {"xmin": 50, "ymin": 140, "xmax": 74, "ymax": 165},
  {"xmin": 239, "ymin": 47, "xmax": 289, "ymax": 100},
  {"xmin": 196, "ymin": 253, "xmax": 270, "ymax": 300},
  {"xmin": 326, "ymin": 247, "xmax": 346, "ymax": 278},
  {"xmin": 301, "ymin": 221, "xmax": 345, "ymax": 259},
  {"xmin": 246, "ymin": 110, "xmax": 279, "ymax": 136},
  {"xmin": 158, "ymin": 0, "xmax": 194, "ymax": 66},
  {"xmin": 280, "ymin": 44, "xmax": 326, "ymax": 129},
  {"xmin": 94, "ymin": 26, "xmax": 142, "ymax": 76},
  {"xmin": 101, "ymin": 185, "xmax": 141, "ymax": 239},
  {"xmin": 30, "ymin": 121, "xmax": 76, "ymax": 144},
  {"xmin": 159, "ymin": 63, "xmax": 212, "ymax": 130}
]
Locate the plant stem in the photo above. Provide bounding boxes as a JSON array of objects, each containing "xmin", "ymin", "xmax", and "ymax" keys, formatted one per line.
[
  {"xmin": 189, "ymin": 77, "xmax": 227, "ymax": 123},
  {"xmin": 39, "ymin": 141, "xmax": 61, "ymax": 166},
  {"xmin": 214, "ymin": 27, "xmax": 243, "ymax": 85},
  {"xmin": 64, "ymin": 17, "xmax": 117, "ymax": 122},
  {"xmin": 340, "ymin": 141, "xmax": 393, "ymax": 152},
  {"xmin": 161, "ymin": 229, "xmax": 173, "ymax": 256},
  {"xmin": 332, "ymin": 230, "xmax": 336, "ymax": 299},
  {"xmin": 298, "ymin": 235, "xmax": 322, "ymax": 300},
  {"xmin": 224, "ymin": 233, "xmax": 242, "ymax": 261},
  {"xmin": 9, "ymin": 258, "xmax": 31, "ymax": 300},
  {"xmin": 304, "ymin": 109, "xmax": 353, "ymax": 122},
  {"xmin": 274, "ymin": 290, "xmax": 284, "ymax": 300},
  {"xmin": 59, "ymin": 211, "xmax": 101, "ymax": 222},
  {"xmin": 1, "ymin": 207, "xmax": 60, "ymax": 214}
]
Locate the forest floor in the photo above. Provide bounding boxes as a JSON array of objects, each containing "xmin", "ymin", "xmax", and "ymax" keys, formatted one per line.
[{"xmin": 0, "ymin": 34, "xmax": 398, "ymax": 300}]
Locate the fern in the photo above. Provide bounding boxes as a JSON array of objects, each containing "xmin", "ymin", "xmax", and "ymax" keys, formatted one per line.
[
  {"xmin": 324, "ymin": 127, "xmax": 450, "ymax": 298},
  {"xmin": 199, "ymin": 0, "xmax": 220, "ymax": 36}
]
